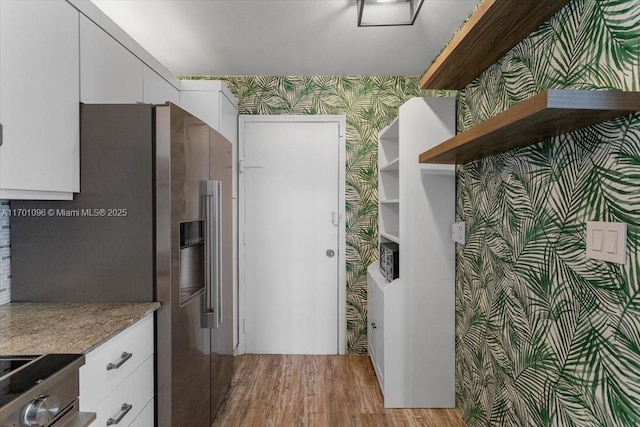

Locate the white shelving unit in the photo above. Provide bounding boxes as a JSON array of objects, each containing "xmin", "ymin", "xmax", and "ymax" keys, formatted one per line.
[{"xmin": 368, "ymin": 97, "xmax": 456, "ymax": 408}]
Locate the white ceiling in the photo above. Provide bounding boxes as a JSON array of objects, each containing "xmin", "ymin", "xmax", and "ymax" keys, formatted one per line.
[{"xmin": 91, "ymin": 0, "xmax": 479, "ymax": 77}]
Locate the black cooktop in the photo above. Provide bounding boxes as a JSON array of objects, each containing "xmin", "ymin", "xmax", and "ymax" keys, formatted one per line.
[
  {"xmin": 0, "ymin": 356, "xmax": 34, "ymax": 378},
  {"xmin": 0, "ymin": 354, "xmax": 83, "ymax": 408}
]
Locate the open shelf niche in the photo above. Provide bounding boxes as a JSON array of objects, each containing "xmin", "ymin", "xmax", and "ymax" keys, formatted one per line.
[
  {"xmin": 378, "ymin": 117, "xmax": 400, "ymax": 245},
  {"xmin": 419, "ymin": 89, "xmax": 640, "ymax": 165}
]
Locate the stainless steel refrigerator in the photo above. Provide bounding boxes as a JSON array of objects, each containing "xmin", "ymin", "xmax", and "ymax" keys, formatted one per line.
[{"xmin": 11, "ymin": 103, "xmax": 234, "ymax": 427}]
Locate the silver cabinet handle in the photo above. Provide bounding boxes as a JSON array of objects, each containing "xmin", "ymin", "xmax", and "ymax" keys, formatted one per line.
[
  {"xmin": 106, "ymin": 352, "xmax": 132, "ymax": 371},
  {"xmin": 106, "ymin": 403, "xmax": 132, "ymax": 426}
]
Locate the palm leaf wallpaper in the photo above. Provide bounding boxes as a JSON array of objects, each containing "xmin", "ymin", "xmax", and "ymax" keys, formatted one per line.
[
  {"xmin": 184, "ymin": 76, "xmax": 443, "ymax": 354},
  {"xmin": 456, "ymin": 0, "xmax": 640, "ymax": 425}
]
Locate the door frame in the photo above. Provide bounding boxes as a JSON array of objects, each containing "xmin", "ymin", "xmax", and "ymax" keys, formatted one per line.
[{"xmin": 237, "ymin": 115, "xmax": 346, "ymax": 355}]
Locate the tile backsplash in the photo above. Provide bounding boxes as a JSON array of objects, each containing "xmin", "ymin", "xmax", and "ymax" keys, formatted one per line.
[{"xmin": 0, "ymin": 200, "xmax": 10, "ymax": 305}]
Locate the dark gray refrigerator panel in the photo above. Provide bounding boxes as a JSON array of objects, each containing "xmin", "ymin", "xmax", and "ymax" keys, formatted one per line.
[
  {"xmin": 208, "ymin": 127, "xmax": 234, "ymax": 419},
  {"xmin": 156, "ymin": 104, "xmax": 212, "ymax": 427},
  {"xmin": 11, "ymin": 104, "xmax": 155, "ymax": 302}
]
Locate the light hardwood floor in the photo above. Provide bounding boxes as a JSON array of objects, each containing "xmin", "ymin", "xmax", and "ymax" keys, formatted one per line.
[{"xmin": 212, "ymin": 355, "xmax": 467, "ymax": 427}]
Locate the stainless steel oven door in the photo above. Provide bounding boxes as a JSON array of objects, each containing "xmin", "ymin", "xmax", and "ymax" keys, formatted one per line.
[
  {"xmin": 56, "ymin": 411, "xmax": 95, "ymax": 427},
  {"xmin": 50, "ymin": 400, "xmax": 95, "ymax": 427}
]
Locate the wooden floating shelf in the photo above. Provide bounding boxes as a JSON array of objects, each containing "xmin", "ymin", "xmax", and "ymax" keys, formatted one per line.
[
  {"xmin": 419, "ymin": 90, "xmax": 640, "ymax": 165},
  {"xmin": 419, "ymin": 0, "xmax": 571, "ymax": 90}
]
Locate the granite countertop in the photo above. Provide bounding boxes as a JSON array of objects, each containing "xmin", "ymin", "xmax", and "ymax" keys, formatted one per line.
[{"xmin": 0, "ymin": 302, "xmax": 160, "ymax": 355}]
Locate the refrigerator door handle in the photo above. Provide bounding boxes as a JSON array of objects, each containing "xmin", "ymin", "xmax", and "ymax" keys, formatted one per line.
[
  {"xmin": 214, "ymin": 180, "xmax": 223, "ymax": 327},
  {"xmin": 200, "ymin": 180, "xmax": 222, "ymax": 329}
]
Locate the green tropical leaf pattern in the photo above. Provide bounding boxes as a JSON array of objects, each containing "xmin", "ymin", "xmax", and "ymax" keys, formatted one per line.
[
  {"xmin": 456, "ymin": 0, "xmax": 640, "ymax": 425},
  {"xmin": 182, "ymin": 76, "xmax": 448, "ymax": 354}
]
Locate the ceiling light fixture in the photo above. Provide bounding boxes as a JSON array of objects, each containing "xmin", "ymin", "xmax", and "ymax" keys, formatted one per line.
[{"xmin": 357, "ymin": 0, "xmax": 425, "ymax": 27}]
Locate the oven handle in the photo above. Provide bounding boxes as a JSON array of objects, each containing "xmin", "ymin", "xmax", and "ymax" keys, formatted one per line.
[{"xmin": 56, "ymin": 411, "xmax": 96, "ymax": 427}]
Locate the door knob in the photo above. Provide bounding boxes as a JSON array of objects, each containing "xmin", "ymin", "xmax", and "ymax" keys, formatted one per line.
[{"xmin": 326, "ymin": 249, "xmax": 335, "ymax": 257}]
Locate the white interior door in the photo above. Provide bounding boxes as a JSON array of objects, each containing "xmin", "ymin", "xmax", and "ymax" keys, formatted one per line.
[{"xmin": 239, "ymin": 116, "xmax": 345, "ymax": 355}]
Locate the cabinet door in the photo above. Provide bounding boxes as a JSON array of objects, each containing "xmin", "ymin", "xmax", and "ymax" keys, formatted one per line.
[
  {"xmin": 0, "ymin": 0, "xmax": 79, "ymax": 198},
  {"xmin": 178, "ymin": 90, "xmax": 221, "ymax": 129},
  {"xmin": 128, "ymin": 398, "xmax": 154, "ymax": 427},
  {"xmin": 80, "ymin": 315, "xmax": 154, "ymax": 410},
  {"xmin": 90, "ymin": 356, "xmax": 153, "ymax": 427},
  {"xmin": 143, "ymin": 65, "xmax": 179, "ymax": 105},
  {"xmin": 80, "ymin": 15, "xmax": 143, "ymax": 103},
  {"xmin": 367, "ymin": 268, "xmax": 384, "ymax": 391},
  {"xmin": 218, "ymin": 94, "xmax": 238, "ymax": 144},
  {"xmin": 220, "ymin": 93, "xmax": 239, "ymax": 349},
  {"xmin": 374, "ymin": 284, "xmax": 384, "ymax": 387},
  {"xmin": 368, "ymin": 274, "xmax": 376, "ymax": 357}
]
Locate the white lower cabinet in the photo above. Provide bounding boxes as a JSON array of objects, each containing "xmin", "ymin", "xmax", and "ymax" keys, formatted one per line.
[
  {"xmin": 92, "ymin": 357, "xmax": 153, "ymax": 427},
  {"xmin": 80, "ymin": 315, "xmax": 154, "ymax": 426},
  {"xmin": 367, "ymin": 270, "xmax": 384, "ymax": 390},
  {"xmin": 129, "ymin": 399, "xmax": 154, "ymax": 427},
  {"xmin": 368, "ymin": 262, "xmax": 456, "ymax": 408}
]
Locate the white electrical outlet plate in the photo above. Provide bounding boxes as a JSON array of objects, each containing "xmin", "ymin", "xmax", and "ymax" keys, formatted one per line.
[
  {"xmin": 586, "ymin": 221, "xmax": 627, "ymax": 264},
  {"xmin": 452, "ymin": 221, "xmax": 466, "ymax": 245}
]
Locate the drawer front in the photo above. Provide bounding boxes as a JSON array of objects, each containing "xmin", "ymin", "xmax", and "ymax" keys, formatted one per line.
[
  {"xmin": 128, "ymin": 398, "xmax": 154, "ymax": 427},
  {"xmin": 91, "ymin": 355, "xmax": 154, "ymax": 427},
  {"xmin": 81, "ymin": 315, "xmax": 154, "ymax": 409}
]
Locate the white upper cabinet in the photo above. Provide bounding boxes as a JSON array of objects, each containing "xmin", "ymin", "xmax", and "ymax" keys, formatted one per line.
[
  {"xmin": 179, "ymin": 80, "xmax": 238, "ymax": 143},
  {"xmin": 143, "ymin": 65, "xmax": 179, "ymax": 106},
  {"xmin": 80, "ymin": 15, "xmax": 143, "ymax": 104},
  {"xmin": 0, "ymin": 0, "xmax": 80, "ymax": 200},
  {"xmin": 0, "ymin": 0, "xmax": 181, "ymax": 201},
  {"xmin": 219, "ymin": 91, "xmax": 238, "ymax": 145}
]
